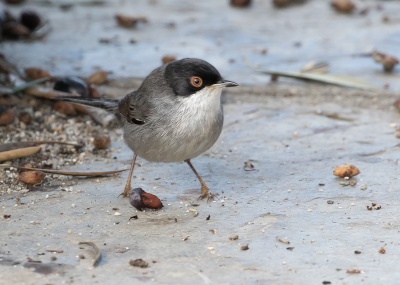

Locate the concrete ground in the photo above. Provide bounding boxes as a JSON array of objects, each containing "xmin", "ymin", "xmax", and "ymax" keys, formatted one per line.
[
  {"xmin": 2, "ymin": 84, "xmax": 400, "ymax": 284},
  {"xmin": 2, "ymin": 0, "xmax": 400, "ymax": 284}
]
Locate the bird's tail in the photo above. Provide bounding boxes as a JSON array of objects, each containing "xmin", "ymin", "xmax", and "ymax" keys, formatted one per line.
[{"xmin": 55, "ymin": 97, "xmax": 119, "ymax": 113}]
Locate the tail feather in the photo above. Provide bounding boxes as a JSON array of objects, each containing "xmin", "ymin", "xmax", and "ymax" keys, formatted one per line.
[{"xmin": 55, "ymin": 97, "xmax": 119, "ymax": 113}]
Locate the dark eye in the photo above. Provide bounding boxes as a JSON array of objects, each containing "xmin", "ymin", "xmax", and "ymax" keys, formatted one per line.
[{"xmin": 190, "ymin": 76, "xmax": 203, "ymax": 88}]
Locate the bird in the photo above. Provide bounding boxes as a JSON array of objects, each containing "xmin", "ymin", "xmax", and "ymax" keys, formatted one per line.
[{"xmin": 59, "ymin": 58, "xmax": 238, "ymax": 200}]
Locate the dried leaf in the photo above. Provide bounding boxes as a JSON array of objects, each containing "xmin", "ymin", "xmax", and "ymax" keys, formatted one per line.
[
  {"xmin": 244, "ymin": 58, "xmax": 380, "ymax": 91},
  {"xmin": 79, "ymin": 242, "xmax": 101, "ymax": 267},
  {"xmin": 0, "ymin": 141, "xmax": 83, "ymax": 152},
  {"xmin": 0, "ymin": 146, "xmax": 41, "ymax": 162},
  {"xmin": 24, "ymin": 68, "xmax": 51, "ymax": 81}
]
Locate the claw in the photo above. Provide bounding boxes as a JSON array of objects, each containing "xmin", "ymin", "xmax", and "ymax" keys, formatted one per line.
[{"xmin": 198, "ymin": 191, "xmax": 215, "ymax": 202}]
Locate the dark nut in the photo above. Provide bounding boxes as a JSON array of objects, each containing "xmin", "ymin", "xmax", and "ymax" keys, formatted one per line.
[
  {"xmin": 129, "ymin": 188, "xmax": 163, "ymax": 211},
  {"xmin": 20, "ymin": 10, "xmax": 41, "ymax": 31}
]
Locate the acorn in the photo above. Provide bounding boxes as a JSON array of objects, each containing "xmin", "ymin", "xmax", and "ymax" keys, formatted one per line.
[
  {"xmin": 129, "ymin": 188, "xmax": 163, "ymax": 211},
  {"xmin": 17, "ymin": 171, "xmax": 45, "ymax": 185},
  {"xmin": 162, "ymin": 55, "xmax": 176, "ymax": 65},
  {"xmin": 18, "ymin": 111, "xmax": 32, "ymax": 124},
  {"xmin": 331, "ymin": 0, "xmax": 355, "ymax": 14},
  {"xmin": 52, "ymin": 101, "xmax": 77, "ymax": 116},
  {"xmin": 24, "ymin": 67, "xmax": 50, "ymax": 81},
  {"xmin": 20, "ymin": 10, "xmax": 41, "ymax": 31},
  {"xmin": 0, "ymin": 106, "xmax": 15, "ymax": 126},
  {"xmin": 86, "ymin": 71, "xmax": 108, "ymax": 85},
  {"xmin": 333, "ymin": 164, "xmax": 360, "ymax": 178},
  {"xmin": 93, "ymin": 133, "xmax": 111, "ymax": 150},
  {"xmin": 231, "ymin": 0, "xmax": 251, "ymax": 7}
]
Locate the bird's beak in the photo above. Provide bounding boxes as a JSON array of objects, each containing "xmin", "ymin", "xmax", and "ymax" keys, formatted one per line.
[{"xmin": 214, "ymin": 79, "xmax": 239, "ymax": 88}]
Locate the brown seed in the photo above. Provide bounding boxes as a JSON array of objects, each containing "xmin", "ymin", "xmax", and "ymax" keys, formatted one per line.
[
  {"xmin": 115, "ymin": 14, "xmax": 147, "ymax": 28},
  {"xmin": 241, "ymin": 244, "xmax": 249, "ymax": 251},
  {"xmin": 333, "ymin": 164, "xmax": 360, "ymax": 178},
  {"xmin": 0, "ymin": 107, "xmax": 15, "ymax": 126},
  {"xmin": 162, "ymin": 55, "xmax": 176, "ymax": 65},
  {"xmin": 87, "ymin": 71, "xmax": 108, "ymax": 85},
  {"xmin": 129, "ymin": 259, "xmax": 148, "ymax": 268},
  {"xmin": 354, "ymin": 250, "xmax": 361, "ymax": 254},
  {"xmin": 52, "ymin": 101, "xmax": 77, "ymax": 116},
  {"xmin": 18, "ymin": 111, "xmax": 32, "ymax": 124},
  {"xmin": 379, "ymin": 247, "xmax": 386, "ymax": 254},
  {"xmin": 229, "ymin": 235, "xmax": 239, "ymax": 240},
  {"xmin": 331, "ymin": 0, "xmax": 356, "ymax": 13},
  {"xmin": 374, "ymin": 205, "xmax": 381, "ymax": 210},
  {"xmin": 230, "ymin": 0, "xmax": 251, "ymax": 7},
  {"xmin": 79, "ymin": 254, "xmax": 85, "ymax": 259},
  {"xmin": 372, "ymin": 51, "xmax": 399, "ymax": 73},
  {"xmin": 17, "ymin": 171, "xmax": 45, "ymax": 185},
  {"xmin": 129, "ymin": 188, "xmax": 164, "ymax": 211},
  {"xmin": 93, "ymin": 133, "xmax": 111, "ymax": 150},
  {"xmin": 366, "ymin": 206, "xmax": 372, "ymax": 211},
  {"xmin": 24, "ymin": 68, "xmax": 50, "ymax": 81},
  {"xmin": 346, "ymin": 269, "xmax": 361, "ymax": 274},
  {"xmin": 2, "ymin": 214, "xmax": 11, "ymax": 219}
]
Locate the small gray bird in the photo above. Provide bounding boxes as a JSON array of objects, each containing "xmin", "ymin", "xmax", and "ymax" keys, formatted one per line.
[{"xmin": 60, "ymin": 58, "xmax": 238, "ymax": 200}]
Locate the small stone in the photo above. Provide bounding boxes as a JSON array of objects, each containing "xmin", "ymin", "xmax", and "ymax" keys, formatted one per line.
[
  {"xmin": 114, "ymin": 212, "xmax": 121, "ymax": 216},
  {"xmin": 241, "ymin": 244, "xmax": 249, "ymax": 251}
]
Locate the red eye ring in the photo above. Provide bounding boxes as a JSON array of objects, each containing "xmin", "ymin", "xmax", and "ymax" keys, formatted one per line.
[{"xmin": 190, "ymin": 76, "xmax": 203, "ymax": 87}]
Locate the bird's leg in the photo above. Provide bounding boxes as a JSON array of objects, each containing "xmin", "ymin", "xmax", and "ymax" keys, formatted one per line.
[
  {"xmin": 185, "ymin": 159, "xmax": 214, "ymax": 202},
  {"xmin": 119, "ymin": 154, "xmax": 137, "ymax": 198}
]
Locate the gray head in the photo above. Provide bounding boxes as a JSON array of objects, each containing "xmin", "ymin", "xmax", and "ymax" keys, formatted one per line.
[{"xmin": 164, "ymin": 58, "xmax": 238, "ymax": 97}]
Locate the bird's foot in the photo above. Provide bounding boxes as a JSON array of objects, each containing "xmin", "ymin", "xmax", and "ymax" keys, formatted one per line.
[
  {"xmin": 118, "ymin": 186, "xmax": 131, "ymax": 198},
  {"xmin": 198, "ymin": 186, "xmax": 215, "ymax": 202}
]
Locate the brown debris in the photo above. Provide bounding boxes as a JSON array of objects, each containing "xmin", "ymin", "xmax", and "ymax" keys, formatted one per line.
[
  {"xmin": 374, "ymin": 205, "xmax": 381, "ymax": 210},
  {"xmin": 372, "ymin": 51, "xmax": 399, "ymax": 72},
  {"xmin": 244, "ymin": 160, "xmax": 255, "ymax": 171},
  {"xmin": 46, "ymin": 250, "xmax": 63, "ymax": 253},
  {"xmin": 286, "ymin": 247, "xmax": 294, "ymax": 251},
  {"xmin": 0, "ymin": 107, "xmax": 15, "ymax": 126},
  {"xmin": 241, "ymin": 244, "xmax": 249, "ymax": 251},
  {"xmin": 367, "ymin": 203, "xmax": 381, "ymax": 211},
  {"xmin": 346, "ymin": 269, "xmax": 361, "ymax": 274},
  {"xmin": 396, "ymin": 128, "xmax": 400, "ymax": 138},
  {"xmin": 18, "ymin": 111, "xmax": 32, "ymax": 124},
  {"xmin": 229, "ymin": 235, "xmax": 239, "ymax": 240},
  {"xmin": 93, "ymin": 133, "xmax": 111, "ymax": 150},
  {"xmin": 366, "ymin": 206, "xmax": 372, "ymax": 211},
  {"xmin": 129, "ymin": 188, "xmax": 164, "ymax": 211},
  {"xmin": 24, "ymin": 68, "xmax": 50, "ymax": 81},
  {"xmin": 230, "ymin": 0, "xmax": 251, "ymax": 7},
  {"xmin": 333, "ymin": 164, "xmax": 360, "ymax": 178},
  {"xmin": 209, "ymin": 229, "xmax": 216, "ymax": 234},
  {"xmin": 17, "ymin": 171, "xmax": 45, "ymax": 185},
  {"xmin": 129, "ymin": 215, "xmax": 138, "ymax": 220},
  {"xmin": 115, "ymin": 14, "xmax": 148, "ymax": 28},
  {"xmin": 162, "ymin": 55, "xmax": 176, "ymax": 65},
  {"xmin": 26, "ymin": 257, "xmax": 41, "ymax": 263},
  {"xmin": 206, "ymin": 215, "xmax": 210, "ymax": 220},
  {"xmin": 79, "ymin": 254, "xmax": 85, "ymax": 259},
  {"xmin": 79, "ymin": 242, "xmax": 101, "ymax": 267},
  {"xmin": 52, "ymin": 101, "xmax": 77, "ymax": 116},
  {"xmin": 276, "ymin": 236, "xmax": 290, "ymax": 244},
  {"xmin": 129, "ymin": 259, "xmax": 148, "ymax": 268},
  {"xmin": 354, "ymin": 250, "xmax": 361, "ymax": 254},
  {"xmin": 331, "ymin": 0, "xmax": 355, "ymax": 14},
  {"xmin": 379, "ymin": 247, "xmax": 386, "ymax": 254},
  {"xmin": 2, "ymin": 214, "xmax": 11, "ymax": 219},
  {"xmin": 273, "ymin": 0, "xmax": 304, "ymax": 7},
  {"xmin": 87, "ymin": 71, "xmax": 108, "ymax": 85},
  {"xmin": 3, "ymin": 22, "xmax": 30, "ymax": 38}
]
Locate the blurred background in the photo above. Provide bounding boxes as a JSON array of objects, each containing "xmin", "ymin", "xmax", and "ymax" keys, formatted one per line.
[{"xmin": 1, "ymin": 0, "xmax": 399, "ymax": 89}]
